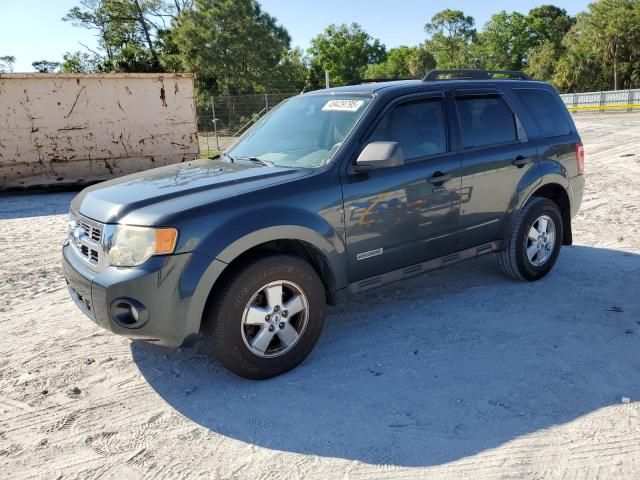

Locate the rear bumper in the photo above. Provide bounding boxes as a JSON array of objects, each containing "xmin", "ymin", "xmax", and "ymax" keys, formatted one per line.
[
  {"xmin": 62, "ymin": 243, "xmax": 214, "ymax": 347},
  {"xmin": 569, "ymin": 174, "xmax": 585, "ymax": 218}
]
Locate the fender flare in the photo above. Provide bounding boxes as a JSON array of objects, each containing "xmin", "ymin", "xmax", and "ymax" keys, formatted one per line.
[
  {"xmin": 520, "ymin": 174, "xmax": 570, "ymax": 208},
  {"xmin": 500, "ymin": 174, "xmax": 573, "ymax": 247},
  {"xmin": 182, "ymin": 226, "xmax": 347, "ymax": 344}
]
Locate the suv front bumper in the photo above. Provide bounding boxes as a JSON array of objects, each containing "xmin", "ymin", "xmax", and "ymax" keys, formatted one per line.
[{"xmin": 62, "ymin": 243, "xmax": 214, "ymax": 348}]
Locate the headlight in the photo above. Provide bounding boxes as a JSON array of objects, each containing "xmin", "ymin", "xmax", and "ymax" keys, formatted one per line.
[
  {"xmin": 105, "ymin": 225, "xmax": 178, "ymax": 267},
  {"xmin": 67, "ymin": 211, "xmax": 77, "ymax": 232}
]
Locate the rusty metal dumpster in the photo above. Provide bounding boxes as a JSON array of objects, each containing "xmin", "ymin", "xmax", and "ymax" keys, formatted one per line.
[{"xmin": 0, "ymin": 73, "xmax": 199, "ymax": 190}]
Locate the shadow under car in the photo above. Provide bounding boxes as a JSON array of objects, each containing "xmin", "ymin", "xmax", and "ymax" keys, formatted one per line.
[{"xmin": 131, "ymin": 245, "xmax": 640, "ymax": 467}]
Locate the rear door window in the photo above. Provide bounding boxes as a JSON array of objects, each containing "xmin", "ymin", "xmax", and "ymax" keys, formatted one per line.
[
  {"xmin": 368, "ymin": 98, "xmax": 447, "ymax": 160},
  {"xmin": 456, "ymin": 96, "xmax": 518, "ymax": 149},
  {"xmin": 514, "ymin": 88, "xmax": 572, "ymax": 137}
]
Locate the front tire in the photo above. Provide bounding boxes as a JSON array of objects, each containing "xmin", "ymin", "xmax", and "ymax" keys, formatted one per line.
[
  {"xmin": 201, "ymin": 255, "xmax": 326, "ymax": 379},
  {"xmin": 498, "ymin": 197, "xmax": 563, "ymax": 281}
]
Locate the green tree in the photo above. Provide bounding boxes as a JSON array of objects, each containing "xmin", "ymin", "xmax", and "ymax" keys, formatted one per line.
[
  {"xmin": 526, "ymin": 41, "xmax": 559, "ymax": 82},
  {"xmin": 478, "ymin": 11, "xmax": 530, "ymax": 70},
  {"xmin": 553, "ymin": 30, "xmax": 610, "ymax": 92},
  {"xmin": 102, "ymin": 43, "xmax": 158, "ymax": 72},
  {"xmin": 156, "ymin": 25, "xmax": 184, "ymax": 72},
  {"xmin": 171, "ymin": 0, "xmax": 291, "ymax": 93},
  {"xmin": 307, "ymin": 23, "xmax": 386, "ymax": 87},
  {"xmin": 60, "ymin": 51, "xmax": 100, "ymax": 73},
  {"xmin": 32, "ymin": 60, "xmax": 61, "ymax": 73},
  {"xmin": 424, "ymin": 9, "xmax": 476, "ymax": 69},
  {"xmin": 64, "ymin": 0, "xmax": 119, "ymax": 63},
  {"xmin": 171, "ymin": 0, "xmax": 193, "ymax": 14},
  {"xmin": 583, "ymin": 0, "xmax": 640, "ymax": 89},
  {"xmin": 0, "ymin": 55, "xmax": 16, "ymax": 72},
  {"xmin": 364, "ymin": 45, "xmax": 435, "ymax": 79},
  {"xmin": 64, "ymin": 0, "xmax": 177, "ymax": 72},
  {"xmin": 527, "ymin": 5, "xmax": 575, "ymax": 48},
  {"xmin": 551, "ymin": 0, "xmax": 640, "ymax": 91},
  {"xmin": 130, "ymin": 0, "xmax": 161, "ymax": 66},
  {"xmin": 525, "ymin": 6, "xmax": 575, "ymax": 82},
  {"xmin": 272, "ymin": 47, "xmax": 309, "ymax": 92}
]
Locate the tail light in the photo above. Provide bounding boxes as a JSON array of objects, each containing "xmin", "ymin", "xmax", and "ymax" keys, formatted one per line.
[{"xmin": 576, "ymin": 143, "xmax": 585, "ymax": 175}]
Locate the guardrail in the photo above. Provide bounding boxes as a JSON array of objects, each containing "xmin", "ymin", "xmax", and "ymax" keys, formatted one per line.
[{"xmin": 560, "ymin": 89, "xmax": 640, "ymax": 113}]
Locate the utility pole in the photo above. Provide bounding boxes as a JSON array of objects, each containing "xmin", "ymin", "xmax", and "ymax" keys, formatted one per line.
[
  {"xmin": 211, "ymin": 96, "xmax": 220, "ymax": 152},
  {"xmin": 325, "ymin": 70, "xmax": 330, "ymax": 89}
]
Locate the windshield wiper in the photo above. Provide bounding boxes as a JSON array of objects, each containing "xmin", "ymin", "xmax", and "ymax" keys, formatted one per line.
[{"xmin": 236, "ymin": 156, "xmax": 275, "ymax": 167}]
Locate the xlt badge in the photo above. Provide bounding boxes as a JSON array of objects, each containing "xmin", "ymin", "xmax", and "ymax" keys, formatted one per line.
[{"xmin": 357, "ymin": 248, "xmax": 383, "ymax": 261}]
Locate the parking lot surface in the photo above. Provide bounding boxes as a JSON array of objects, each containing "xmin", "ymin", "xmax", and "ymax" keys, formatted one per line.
[{"xmin": 1, "ymin": 114, "xmax": 640, "ymax": 479}]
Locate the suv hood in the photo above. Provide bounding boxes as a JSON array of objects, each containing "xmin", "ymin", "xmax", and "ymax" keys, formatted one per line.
[{"xmin": 72, "ymin": 159, "xmax": 308, "ymax": 224}]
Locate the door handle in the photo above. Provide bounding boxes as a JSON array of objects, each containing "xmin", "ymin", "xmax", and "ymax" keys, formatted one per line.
[
  {"xmin": 427, "ymin": 172, "xmax": 451, "ymax": 185},
  {"xmin": 512, "ymin": 156, "xmax": 533, "ymax": 168}
]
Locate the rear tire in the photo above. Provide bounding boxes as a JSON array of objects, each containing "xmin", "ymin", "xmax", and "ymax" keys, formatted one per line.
[
  {"xmin": 201, "ymin": 255, "xmax": 326, "ymax": 379},
  {"xmin": 498, "ymin": 197, "xmax": 563, "ymax": 281}
]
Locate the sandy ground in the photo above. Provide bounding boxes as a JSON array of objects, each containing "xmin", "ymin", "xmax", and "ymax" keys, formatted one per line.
[{"xmin": 2, "ymin": 114, "xmax": 640, "ymax": 479}]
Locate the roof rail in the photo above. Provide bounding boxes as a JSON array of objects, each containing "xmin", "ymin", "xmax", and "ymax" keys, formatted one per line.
[
  {"xmin": 423, "ymin": 70, "xmax": 532, "ymax": 81},
  {"xmin": 346, "ymin": 77, "xmax": 417, "ymax": 86}
]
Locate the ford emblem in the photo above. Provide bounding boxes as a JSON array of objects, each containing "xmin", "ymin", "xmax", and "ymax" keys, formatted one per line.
[{"xmin": 71, "ymin": 226, "xmax": 87, "ymax": 247}]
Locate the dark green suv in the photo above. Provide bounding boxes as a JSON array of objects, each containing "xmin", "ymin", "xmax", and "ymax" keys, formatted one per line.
[{"xmin": 63, "ymin": 70, "xmax": 585, "ymax": 379}]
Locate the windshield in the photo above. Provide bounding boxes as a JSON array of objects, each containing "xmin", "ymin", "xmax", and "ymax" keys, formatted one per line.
[{"xmin": 228, "ymin": 94, "xmax": 373, "ymax": 168}]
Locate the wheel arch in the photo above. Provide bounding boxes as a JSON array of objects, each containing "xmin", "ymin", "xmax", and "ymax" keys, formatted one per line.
[
  {"xmin": 529, "ymin": 154, "xmax": 575, "ymax": 244},
  {"xmin": 528, "ymin": 182, "xmax": 572, "ymax": 245},
  {"xmin": 182, "ymin": 227, "xmax": 346, "ymax": 343},
  {"xmin": 216, "ymin": 237, "xmax": 341, "ymax": 303}
]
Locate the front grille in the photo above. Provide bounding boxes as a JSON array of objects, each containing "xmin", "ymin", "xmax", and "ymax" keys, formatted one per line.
[
  {"xmin": 70, "ymin": 212, "xmax": 104, "ymax": 268},
  {"xmin": 77, "ymin": 219, "xmax": 101, "ymax": 242},
  {"xmin": 80, "ymin": 244, "xmax": 100, "ymax": 263}
]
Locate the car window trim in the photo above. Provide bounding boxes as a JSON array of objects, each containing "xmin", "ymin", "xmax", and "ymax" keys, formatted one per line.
[
  {"xmin": 358, "ymin": 92, "xmax": 450, "ymax": 164},
  {"xmin": 453, "ymin": 92, "xmax": 527, "ymax": 150},
  {"xmin": 228, "ymin": 92, "xmax": 375, "ymax": 170},
  {"xmin": 512, "ymin": 87, "xmax": 574, "ymax": 138}
]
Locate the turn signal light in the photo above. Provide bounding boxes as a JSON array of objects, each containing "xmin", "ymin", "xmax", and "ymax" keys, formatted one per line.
[{"xmin": 155, "ymin": 228, "xmax": 178, "ymax": 254}]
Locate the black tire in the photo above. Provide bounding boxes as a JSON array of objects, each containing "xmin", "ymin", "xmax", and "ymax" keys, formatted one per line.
[
  {"xmin": 201, "ymin": 255, "xmax": 326, "ymax": 379},
  {"xmin": 498, "ymin": 197, "xmax": 564, "ymax": 281}
]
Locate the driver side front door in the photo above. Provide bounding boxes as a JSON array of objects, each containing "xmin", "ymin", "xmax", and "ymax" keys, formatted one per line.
[{"xmin": 341, "ymin": 94, "xmax": 462, "ymax": 283}]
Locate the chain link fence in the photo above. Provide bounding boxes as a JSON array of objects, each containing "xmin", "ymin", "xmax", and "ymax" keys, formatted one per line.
[
  {"xmin": 197, "ymin": 92, "xmax": 298, "ymax": 157},
  {"xmin": 195, "ymin": 87, "xmax": 640, "ymax": 157}
]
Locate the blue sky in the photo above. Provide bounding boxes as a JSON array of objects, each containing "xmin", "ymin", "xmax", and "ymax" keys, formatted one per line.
[{"xmin": 1, "ymin": 0, "xmax": 589, "ymax": 72}]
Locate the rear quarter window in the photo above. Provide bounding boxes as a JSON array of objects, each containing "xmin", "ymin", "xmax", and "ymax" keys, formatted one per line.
[{"xmin": 514, "ymin": 89, "xmax": 572, "ymax": 137}]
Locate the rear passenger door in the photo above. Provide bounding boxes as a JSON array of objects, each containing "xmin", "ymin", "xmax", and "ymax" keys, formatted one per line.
[{"xmin": 454, "ymin": 90, "xmax": 539, "ymax": 250}]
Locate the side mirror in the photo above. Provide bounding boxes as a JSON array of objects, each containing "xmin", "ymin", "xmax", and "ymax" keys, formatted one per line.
[{"xmin": 354, "ymin": 141, "xmax": 405, "ymax": 172}]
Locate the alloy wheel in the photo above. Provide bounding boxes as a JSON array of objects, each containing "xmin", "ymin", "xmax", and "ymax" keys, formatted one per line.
[
  {"xmin": 240, "ymin": 280, "xmax": 309, "ymax": 358},
  {"xmin": 526, "ymin": 215, "xmax": 556, "ymax": 267}
]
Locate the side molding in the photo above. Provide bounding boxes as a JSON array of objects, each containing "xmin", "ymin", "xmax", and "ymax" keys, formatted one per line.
[{"xmin": 348, "ymin": 241, "xmax": 503, "ymax": 295}]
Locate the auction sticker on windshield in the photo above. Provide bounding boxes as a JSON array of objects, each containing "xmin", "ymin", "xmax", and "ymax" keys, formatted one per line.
[{"xmin": 322, "ymin": 99, "xmax": 365, "ymax": 112}]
